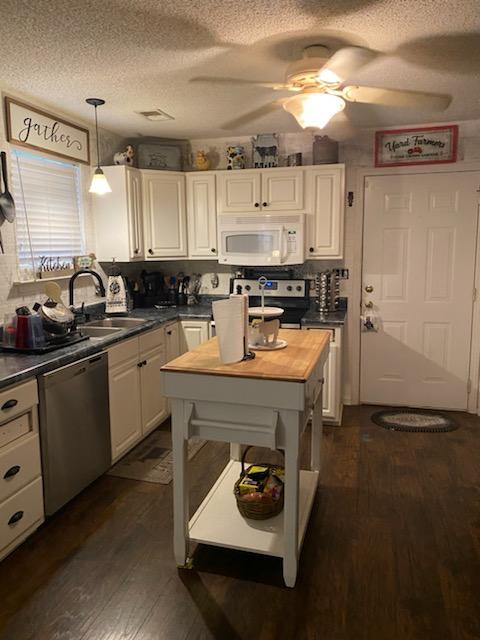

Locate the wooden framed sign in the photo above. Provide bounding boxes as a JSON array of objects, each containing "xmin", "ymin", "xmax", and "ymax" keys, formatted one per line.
[
  {"xmin": 5, "ymin": 97, "xmax": 90, "ymax": 165},
  {"xmin": 375, "ymin": 125, "xmax": 458, "ymax": 168}
]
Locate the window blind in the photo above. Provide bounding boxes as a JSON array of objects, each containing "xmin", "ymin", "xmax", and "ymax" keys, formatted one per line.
[{"xmin": 10, "ymin": 149, "xmax": 85, "ymax": 277}]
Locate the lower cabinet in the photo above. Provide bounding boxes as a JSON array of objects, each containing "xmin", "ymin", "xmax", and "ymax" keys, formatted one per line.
[
  {"xmin": 108, "ymin": 327, "xmax": 169, "ymax": 463},
  {"xmin": 179, "ymin": 320, "xmax": 210, "ymax": 353},
  {"xmin": 0, "ymin": 379, "xmax": 44, "ymax": 561},
  {"xmin": 165, "ymin": 321, "xmax": 181, "ymax": 362},
  {"xmin": 302, "ymin": 326, "xmax": 343, "ymax": 424}
]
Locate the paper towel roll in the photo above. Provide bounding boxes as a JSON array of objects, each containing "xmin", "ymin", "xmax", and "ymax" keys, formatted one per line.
[
  {"xmin": 212, "ymin": 297, "xmax": 246, "ymax": 364},
  {"xmin": 229, "ymin": 293, "xmax": 249, "ymax": 355}
]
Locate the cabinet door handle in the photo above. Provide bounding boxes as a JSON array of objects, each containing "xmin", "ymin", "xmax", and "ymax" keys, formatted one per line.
[
  {"xmin": 4, "ymin": 465, "xmax": 20, "ymax": 479},
  {"xmin": 137, "ymin": 362, "xmax": 143, "ymax": 368},
  {"xmin": 134, "ymin": 248, "xmax": 139, "ymax": 254},
  {"xmin": 211, "ymin": 248, "xmax": 216, "ymax": 253},
  {"xmin": 254, "ymin": 202, "xmax": 260, "ymax": 207},
  {"xmin": 262, "ymin": 202, "xmax": 268, "ymax": 207},
  {"xmin": 8, "ymin": 511, "xmax": 24, "ymax": 526},
  {"xmin": 167, "ymin": 330, "xmax": 172, "ymax": 335},
  {"xmin": 309, "ymin": 247, "xmax": 314, "ymax": 253},
  {"xmin": 1, "ymin": 399, "xmax": 18, "ymax": 411},
  {"xmin": 148, "ymin": 248, "xmax": 154, "ymax": 255}
]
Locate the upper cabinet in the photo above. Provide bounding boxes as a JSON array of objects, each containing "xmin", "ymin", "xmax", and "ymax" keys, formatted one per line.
[
  {"xmin": 186, "ymin": 173, "xmax": 217, "ymax": 258},
  {"xmin": 304, "ymin": 165, "xmax": 345, "ymax": 259},
  {"xmin": 217, "ymin": 168, "xmax": 304, "ymax": 213},
  {"xmin": 93, "ymin": 166, "xmax": 144, "ymax": 262},
  {"xmin": 143, "ymin": 171, "xmax": 187, "ymax": 259},
  {"xmin": 217, "ymin": 170, "xmax": 261, "ymax": 213}
]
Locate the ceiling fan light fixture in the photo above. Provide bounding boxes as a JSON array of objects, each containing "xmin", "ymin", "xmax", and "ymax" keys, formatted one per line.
[
  {"xmin": 317, "ymin": 68, "xmax": 341, "ymax": 85},
  {"xmin": 283, "ymin": 92, "xmax": 345, "ymax": 129}
]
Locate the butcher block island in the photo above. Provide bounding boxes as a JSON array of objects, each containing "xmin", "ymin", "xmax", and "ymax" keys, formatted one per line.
[{"xmin": 161, "ymin": 329, "xmax": 330, "ymax": 587}]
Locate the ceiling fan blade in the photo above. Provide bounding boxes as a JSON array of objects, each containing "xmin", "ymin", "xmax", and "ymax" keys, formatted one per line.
[
  {"xmin": 221, "ymin": 100, "xmax": 285, "ymax": 130},
  {"xmin": 342, "ymin": 85, "xmax": 451, "ymax": 110},
  {"xmin": 318, "ymin": 47, "xmax": 377, "ymax": 84},
  {"xmin": 190, "ymin": 76, "xmax": 295, "ymax": 90}
]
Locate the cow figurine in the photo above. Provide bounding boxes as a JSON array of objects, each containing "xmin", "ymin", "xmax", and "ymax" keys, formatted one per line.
[
  {"xmin": 252, "ymin": 134, "xmax": 279, "ymax": 168},
  {"xmin": 226, "ymin": 145, "xmax": 246, "ymax": 170},
  {"xmin": 114, "ymin": 144, "xmax": 135, "ymax": 166}
]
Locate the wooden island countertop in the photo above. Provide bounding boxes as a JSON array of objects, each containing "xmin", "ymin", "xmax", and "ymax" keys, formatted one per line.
[{"xmin": 161, "ymin": 328, "xmax": 330, "ymax": 383}]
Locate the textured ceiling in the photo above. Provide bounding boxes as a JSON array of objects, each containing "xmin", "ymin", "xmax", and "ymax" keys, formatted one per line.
[{"xmin": 1, "ymin": 0, "xmax": 480, "ymax": 139}]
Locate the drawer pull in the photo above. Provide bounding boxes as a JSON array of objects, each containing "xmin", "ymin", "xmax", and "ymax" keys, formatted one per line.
[
  {"xmin": 8, "ymin": 510, "xmax": 24, "ymax": 526},
  {"xmin": 4, "ymin": 465, "xmax": 20, "ymax": 479},
  {"xmin": 1, "ymin": 399, "xmax": 18, "ymax": 411}
]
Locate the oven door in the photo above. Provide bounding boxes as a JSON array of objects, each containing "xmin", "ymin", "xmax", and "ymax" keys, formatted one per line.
[{"xmin": 219, "ymin": 224, "xmax": 288, "ymax": 266}]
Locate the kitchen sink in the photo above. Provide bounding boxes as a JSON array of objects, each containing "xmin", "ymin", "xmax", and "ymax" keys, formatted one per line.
[
  {"xmin": 85, "ymin": 318, "xmax": 146, "ymax": 329},
  {"xmin": 80, "ymin": 326, "xmax": 123, "ymax": 338}
]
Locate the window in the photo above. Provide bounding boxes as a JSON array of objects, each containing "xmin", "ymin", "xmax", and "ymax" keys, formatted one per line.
[{"xmin": 10, "ymin": 149, "xmax": 85, "ymax": 279}]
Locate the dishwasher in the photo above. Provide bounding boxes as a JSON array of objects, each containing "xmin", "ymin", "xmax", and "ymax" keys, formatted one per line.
[{"xmin": 38, "ymin": 352, "xmax": 111, "ymax": 515}]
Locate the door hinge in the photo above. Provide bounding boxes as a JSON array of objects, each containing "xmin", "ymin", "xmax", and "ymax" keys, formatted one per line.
[
  {"xmin": 474, "ymin": 287, "xmax": 477, "ymax": 302},
  {"xmin": 467, "ymin": 379, "xmax": 472, "ymax": 395},
  {"xmin": 347, "ymin": 191, "xmax": 354, "ymax": 207}
]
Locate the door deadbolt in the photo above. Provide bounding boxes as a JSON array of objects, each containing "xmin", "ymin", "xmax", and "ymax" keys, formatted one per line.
[{"xmin": 365, "ymin": 285, "xmax": 374, "ymax": 293}]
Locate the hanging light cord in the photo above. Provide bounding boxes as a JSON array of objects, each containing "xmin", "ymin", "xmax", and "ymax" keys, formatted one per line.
[{"xmin": 94, "ymin": 105, "xmax": 100, "ymax": 169}]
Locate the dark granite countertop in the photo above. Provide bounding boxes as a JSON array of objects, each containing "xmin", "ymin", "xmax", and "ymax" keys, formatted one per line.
[
  {"xmin": 301, "ymin": 309, "xmax": 347, "ymax": 327},
  {"xmin": 0, "ymin": 304, "xmax": 213, "ymax": 391},
  {"xmin": 0, "ymin": 301, "xmax": 346, "ymax": 391}
]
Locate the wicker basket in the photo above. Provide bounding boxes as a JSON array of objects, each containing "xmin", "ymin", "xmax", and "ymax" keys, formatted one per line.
[{"xmin": 233, "ymin": 447, "xmax": 284, "ymax": 520}]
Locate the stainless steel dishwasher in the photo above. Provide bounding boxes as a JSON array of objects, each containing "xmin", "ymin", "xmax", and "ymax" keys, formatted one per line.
[{"xmin": 38, "ymin": 352, "xmax": 111, "ymax": 515}]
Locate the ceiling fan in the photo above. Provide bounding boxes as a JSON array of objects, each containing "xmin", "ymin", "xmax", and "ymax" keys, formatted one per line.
[{"xmin": 191, "ymin": 45, "xmax": 452, "ymax": 131}]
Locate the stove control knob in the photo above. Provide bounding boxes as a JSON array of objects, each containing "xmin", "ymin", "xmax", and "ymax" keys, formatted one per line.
[
  {"xmin": 287, "ymin": 285, "xmax": 293, "ymax": 291},
  {"xmin": 245, "ymin": 285, "xmax": 251, "ymax": 291},
  {"xmin": 296, "ymin": 285, "xmax": 302, "ymax": 292}
]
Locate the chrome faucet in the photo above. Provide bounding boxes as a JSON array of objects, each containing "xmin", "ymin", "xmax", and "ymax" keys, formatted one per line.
[{"xmin": 68, "ymin": 269, "xmax": 106, "ymax": 307}]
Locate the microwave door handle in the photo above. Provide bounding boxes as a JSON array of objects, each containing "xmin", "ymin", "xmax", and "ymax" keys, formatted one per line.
[{"xmin": 280, "ymin": 228, "xmax": 288, "ymax": 262}]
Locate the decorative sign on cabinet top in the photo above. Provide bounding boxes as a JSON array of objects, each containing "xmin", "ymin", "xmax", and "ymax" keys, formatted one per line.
[{"xmin": 5, "ymin": 97, "xmax": 90, "ymax": 165}]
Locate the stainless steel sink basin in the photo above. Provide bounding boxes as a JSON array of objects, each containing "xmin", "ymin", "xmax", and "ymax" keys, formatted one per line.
[
  {"xmin": 86, "ymin": 318, "xmax": 146, "ymax": 329},
  {"xmin": 80, "ymin": 326, "xmax": 123, "ymax": 338}
]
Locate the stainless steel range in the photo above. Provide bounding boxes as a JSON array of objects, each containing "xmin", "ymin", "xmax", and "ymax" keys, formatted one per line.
[{"xmin": 232, "ymin": 277, "xmax": 310, "ymax": 328}]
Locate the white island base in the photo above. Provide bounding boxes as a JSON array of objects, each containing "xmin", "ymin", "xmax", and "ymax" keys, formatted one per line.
[{"xmin": 161, "ymin": 329, "xmax": 330, "ymax": 588}]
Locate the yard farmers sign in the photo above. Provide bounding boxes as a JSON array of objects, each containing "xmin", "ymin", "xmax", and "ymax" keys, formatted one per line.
[
  {"xmin": 5, "ymin": 97, "xmax": 90, "ymax": 164},
  {"xmin": 375, "ymin": 125, "xmax": 458, "ymax": 167}
]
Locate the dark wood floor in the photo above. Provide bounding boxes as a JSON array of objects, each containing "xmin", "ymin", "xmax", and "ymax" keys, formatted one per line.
[{"xmin": 0, "ymin": 406, "xmax": 479, "ymax": 640}]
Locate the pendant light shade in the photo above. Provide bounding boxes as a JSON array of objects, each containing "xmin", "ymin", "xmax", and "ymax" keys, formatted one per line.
[
  {"xmin": 283, "ymin": 91, "xmax": 345, "ymax": 129},
  {"xmin": 86, "ymin": 98, "xmax": 111, "ymax": 195}
]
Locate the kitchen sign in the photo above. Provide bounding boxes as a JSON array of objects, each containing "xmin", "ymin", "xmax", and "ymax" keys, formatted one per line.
[
  {"xmin": 5, "ymin": 97, "xmax": 90, "ymax": 165},
  {"xmin": 375, "ymin": 125, "xmax": 458, "ymax": 168}
]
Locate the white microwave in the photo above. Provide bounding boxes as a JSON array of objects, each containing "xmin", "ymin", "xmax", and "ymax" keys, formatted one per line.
[{"xmin": 217, "ymin": 213, "xmax": 305, "ymax": 266}]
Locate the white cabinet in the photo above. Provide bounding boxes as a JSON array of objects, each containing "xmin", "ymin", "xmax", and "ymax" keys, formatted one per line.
[
  {"xmin": 108, "ymin": 339, "xmax": 143, "ymax": 461},
  {"xmin": 108, "ymin": 327, "xmax": 168, "ymax": 462},
  {"xmin": 217, "ymin": 168, "xmax": 304, "ymax": 213},
  {"xmin": 304, "ymin": 165, "xmax": 345, "ymax": 259},
  {"xmin": 302, "ymin": 326, "xmax": 343, "ymax": 424},
  {"xmin": 180, "ymin": 320, "xmax": 210, "ymax": 353},
  {"xmin": 93, "ymin": 166, "xmax": 144, "ymax": 262},
  {"xmin": 0, "ymin": 379, "xmax": 44, "ymax": 561},
  {"xmin": 186, "ymin": 173, "xmax": 218, "ymax": 258},
  {"xmin": 165, "ymin": 322, "xmax": 181, "ymax": 362},
  {"xmin": 217, "ymin": 171, "xmax": 261, "ymax": 213},
  {"xmin": 261, "ymin": 169, "xmax": 304, "ymax": 211},
  {"xmin": 143, "ymin": 171, "xmax": 187, "ymax": 259}
]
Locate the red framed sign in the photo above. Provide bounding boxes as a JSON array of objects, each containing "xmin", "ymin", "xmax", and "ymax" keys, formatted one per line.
[{"xmin": 375, "ymin": 125, "xmax": 458, "ymax": 168}]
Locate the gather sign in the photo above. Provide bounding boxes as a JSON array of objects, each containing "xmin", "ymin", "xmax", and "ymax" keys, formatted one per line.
[
  {"xmin": 5, "ymin": 97, "xmax": 90, "ymax": 165},
  {"xmin": 375, "ymin": 125, "xmax": 458, "ymax": 167}
]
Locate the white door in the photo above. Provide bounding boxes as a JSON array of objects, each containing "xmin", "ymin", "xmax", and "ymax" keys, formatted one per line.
[
  {"xmin": 186, "ymin": 173, "xmax": 217, "ymax": 258},
  {"xmin": 304, "ymin": 166, "xmax": 344, "ymax": 259},
  {"xmin": 361, "ymin": 171, "xmax": 479, "ymax": 410},
  {"xmin": 126, "ymin": 168, "xmax": 144, "ymax": 260},
  {"xmin": 261, "ymin": 170, "xmax": 304, "ymax": 211},
  {"xmin": 143, "ymin": 171, "xmax": 187, "ymax": 258},
  {"xmin": 217, "ymin": 171, "xmax": 261, "ymax": 213}
]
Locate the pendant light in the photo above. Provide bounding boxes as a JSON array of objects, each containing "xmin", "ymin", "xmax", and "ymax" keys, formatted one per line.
[{"xmin": 86, "ymin": 98, "xmax": 111, "ymax": 195}]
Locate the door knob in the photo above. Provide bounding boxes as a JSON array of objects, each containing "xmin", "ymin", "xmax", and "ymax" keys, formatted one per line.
[{"xmin": 365, "ymin": 285, "xmax": 374, "ymax": 293}]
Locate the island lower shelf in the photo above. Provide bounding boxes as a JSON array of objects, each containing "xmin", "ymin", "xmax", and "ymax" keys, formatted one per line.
[{"xmin": 189, "ymin": 460, "xmax": 319, "ymax": 558}]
